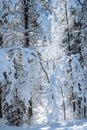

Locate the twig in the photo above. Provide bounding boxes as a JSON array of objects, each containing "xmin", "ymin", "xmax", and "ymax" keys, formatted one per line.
[{"xmin": 37, "ymin": 51, "xmax": 50, "ymax": 83}]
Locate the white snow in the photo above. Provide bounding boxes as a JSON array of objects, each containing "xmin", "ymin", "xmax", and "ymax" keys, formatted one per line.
[{"xmin": 1, "ymin": 119, "xmax": 87, "ymax": 130}]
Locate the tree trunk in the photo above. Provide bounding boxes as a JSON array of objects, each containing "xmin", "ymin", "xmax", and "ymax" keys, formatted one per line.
[
  {"xmin": 24, "ymin": 0, "xmax": 29, "ymax": 46},
  {"xmin": 0, "ymin": 86, "xmax": 2, "ymax": 118},
  {"xmin": 28, "ymin": 98, "xmax": 33, "ymax": 124},
  {"xmin": 29, "ymin": 99, "xmax": 33, "ymax": 118},
  {"xmin": 60, "ymin": 85, "xmax": 66, "ymax": 120},
  {"xmin": 65, "ymin": 2, "xmax": 71, "ymax": 52},
  {"xmin": 0, "ymin": 34, "xmax": 3, "ymax": 46}
]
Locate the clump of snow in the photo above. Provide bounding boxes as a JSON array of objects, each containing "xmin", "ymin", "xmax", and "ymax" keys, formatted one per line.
[
  {"xmin": 67, "ymin": 0, "xmax": 83, "ymax": 12},
  {"xmin": 36, "ymin": 0, "xmax": 51, "ymax": 42},
  {"xmin": 38, "ymin": 12, "xmax": 51, "ymax": 40},
  {"xmin": 0, "ymin": 118, "xmax": 6, "ymax": 127}
]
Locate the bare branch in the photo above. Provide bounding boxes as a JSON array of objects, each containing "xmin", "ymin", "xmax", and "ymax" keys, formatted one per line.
[
  {"xmin": 37, "ymin": 51, "xmax": 50, "ymax": 83},
  {"xmin": 77, "ymin": 0, "xmax": 83, "ymax": 6}
]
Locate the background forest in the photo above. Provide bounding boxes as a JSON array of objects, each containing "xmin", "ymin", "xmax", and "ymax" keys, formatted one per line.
[{"xmin": 0, "ymin": 0, "xmax": 87, "ymax": 128}]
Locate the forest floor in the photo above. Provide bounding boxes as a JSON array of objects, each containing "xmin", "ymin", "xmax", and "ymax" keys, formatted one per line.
[{"xmin": 0, "ymin": 119, "xmax": 87, "ymax": 130}]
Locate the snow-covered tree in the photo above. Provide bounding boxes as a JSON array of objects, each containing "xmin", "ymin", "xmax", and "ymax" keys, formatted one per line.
[
  {"xmin": 0, "ymin": 0, "xmax": 22, "ymax": 47},
  {"xmin": 0, "ymin": 0, "xmax": 10, "ymax": 47},
  {"xmin": 49, "ymin": 54, "xmax": 87, "ymax": 121},
  {"xmin": 0, "ymin": 46, "xmax": 49, "ymax": 125},
  {"xmin": 18, "ymin": 0, "xmax": 49, "ymax": 46}
]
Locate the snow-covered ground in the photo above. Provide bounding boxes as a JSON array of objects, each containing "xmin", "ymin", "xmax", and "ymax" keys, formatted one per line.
[{"xmin": 1, "ymin": 119, "xmax": 87, "ymax": 130}]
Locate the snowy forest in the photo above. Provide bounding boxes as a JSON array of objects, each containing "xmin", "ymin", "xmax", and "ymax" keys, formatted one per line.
[{"xmin": 0, "ymin": 0, "xmax": 87, "ymax": 129}]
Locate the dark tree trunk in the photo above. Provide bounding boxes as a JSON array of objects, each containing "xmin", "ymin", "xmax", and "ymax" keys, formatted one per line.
[
  {"xmin": 0, "ymin": 34, "xmax": 3, "ymax": 46},
  {"xmin": 0, "ymin": 86, "xmax": 2, "ymax": 118},
  {"xmin": 65, "ymin": 2, "xmax": 71, "ymax": 52},
  {"xmin": 24, "ymin": 0, "xmax": 29, "ymax": 46},
  {"xmin": 29, "ymin": 99, "xmax": 33, "ymax": 119}
]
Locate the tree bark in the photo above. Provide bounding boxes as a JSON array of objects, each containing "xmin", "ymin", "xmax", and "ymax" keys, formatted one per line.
[
  {"xmin": 28, "ymin": 98, "xmax": 33, "ymax": 124},
  {"xmin": 24, "ymin": 0, "xmax": 29, "ymax": 46},
  {"xmin": 60, "ymin": 85, "xmax": 66, "ymax": 120},
  {"xmin": 0, "ymin": 86, "xmax": 2, "ymax": 118},
  {"xmin": 0, "ymin": 34, "xmax": 3, "ymax": 46},
  {"xmin": 65, "ymin": 2, "xmax": 71, "ymax": 52}
]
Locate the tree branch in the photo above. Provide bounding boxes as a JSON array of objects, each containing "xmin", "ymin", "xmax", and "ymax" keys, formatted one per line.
[
  {"xmin": 77, "ymin": 0, "xmax": 83, "ymax": 6},
  {"xmin": 37, "ymin": 51, "xmax": 50, "ymax": 83}
]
